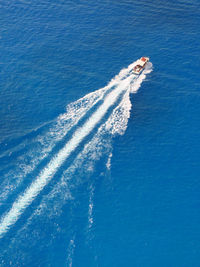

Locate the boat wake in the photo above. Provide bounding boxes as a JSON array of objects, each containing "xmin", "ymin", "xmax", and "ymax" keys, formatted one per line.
[{"xmin": 0, "ymin": 61, "xmax": 152, "ymax": 241}]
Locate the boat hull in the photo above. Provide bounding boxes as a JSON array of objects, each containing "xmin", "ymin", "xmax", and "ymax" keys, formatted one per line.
[{"xmin": 133, "ymin": 57, "xmax": 149, "ymax": 75}]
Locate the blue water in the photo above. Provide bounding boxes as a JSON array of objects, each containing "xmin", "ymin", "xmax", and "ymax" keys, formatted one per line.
[{"xmin": 0, "ymin": 0, "xmax": 200, "ymax": 266}]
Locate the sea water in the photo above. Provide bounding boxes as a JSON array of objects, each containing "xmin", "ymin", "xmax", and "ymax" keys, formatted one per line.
[{"xmin": 0, "ymin": 0, "xmax": 200, "ymax": 266}]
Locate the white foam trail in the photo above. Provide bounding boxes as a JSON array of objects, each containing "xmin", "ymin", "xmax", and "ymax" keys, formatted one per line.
[
  {"xmin": 0, "ymin": 85, "xmax": 110, "ymax": 204},
  {"xmin": 0, "ymin": 76, "xmax": 132, "ymax": 237},
  {"xmin": 66, "ymin": 237, "xmax": 75, "ymax": 267},
  {"xmin": 105, "ymin": 89, "xmax": 132, "ymax": 135},
  {"xmin": 88, "ymin": 184, "xmax": 95, "ymax": 230},
  {"xmin": 0, "ymin": 62, "xmax": 138, "ymax": 204},
  {"xmin": 106, "ymin": 153, "xmax": 113, "ymax": 170},
  {"xmin": 24, "ymin": 67, "xmax": 151, "ymax": 219}
]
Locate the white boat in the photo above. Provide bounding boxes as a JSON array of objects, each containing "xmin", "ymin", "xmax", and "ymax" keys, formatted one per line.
[{"xmin": 133, "ymin": 57, "xmax": 149, "ymax": 75}]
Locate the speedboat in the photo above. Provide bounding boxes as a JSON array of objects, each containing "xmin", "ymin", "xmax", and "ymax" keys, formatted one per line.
[{"xmin": 133, "ymin": 57, "xmax": 149, "ymax": 75}]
